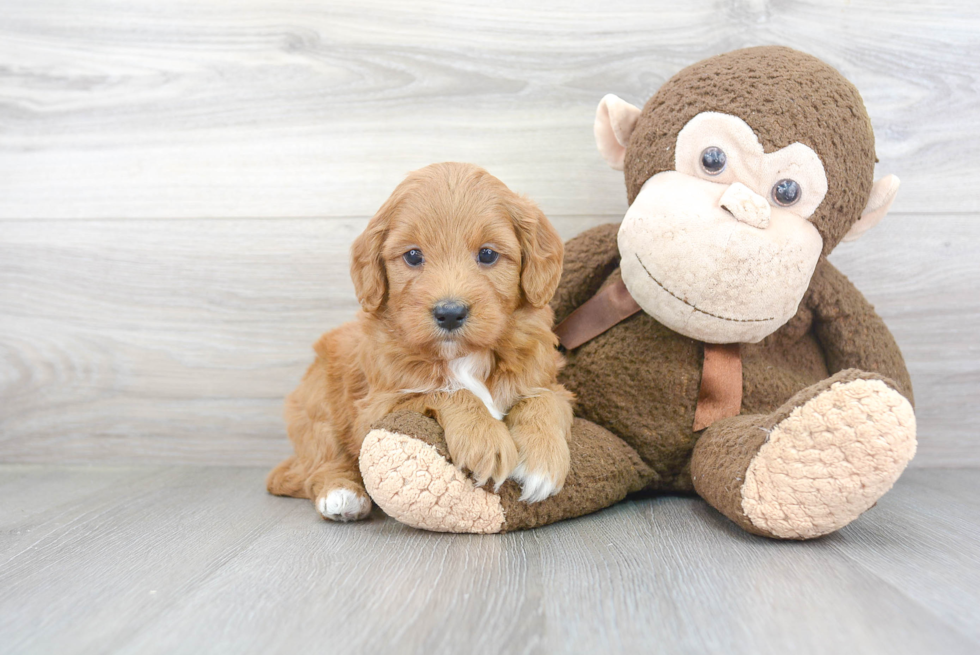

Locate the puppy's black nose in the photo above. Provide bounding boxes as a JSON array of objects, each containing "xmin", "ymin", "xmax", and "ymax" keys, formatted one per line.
[{"xmin": 432, "ymin": 301, "xmax": 469, "ymax": 332}]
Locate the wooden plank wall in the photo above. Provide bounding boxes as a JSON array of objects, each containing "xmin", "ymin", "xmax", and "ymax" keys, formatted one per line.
[{"xmin": 1, "ymin": 0, "xmax": 977, "ymax": 466}]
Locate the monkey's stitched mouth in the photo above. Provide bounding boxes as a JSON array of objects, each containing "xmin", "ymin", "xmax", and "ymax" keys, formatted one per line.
[{"xmin": 634, "ymin": 253, "xmax": 775, "ymax": 323}]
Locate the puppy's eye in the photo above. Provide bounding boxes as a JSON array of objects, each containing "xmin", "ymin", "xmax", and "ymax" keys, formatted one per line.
[
  {"xmin": 700, "ymin": 147, "xmax": 727, "ymax": 175},
  {"xmin": 772, "ymin": 179, "xmax": 802, "ymax": 207},
  {"xmin": 403, "ymin": 249, "xmax": 424, "ymax": 267},
  {"xmin": 478, "ymin": 248, "xmax": 499, "ymax": 265}
]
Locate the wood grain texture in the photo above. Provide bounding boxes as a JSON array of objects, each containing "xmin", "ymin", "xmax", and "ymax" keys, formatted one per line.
[
  {"xmin": 1, "ymin": 213, "xmax": 976, "ymax": 465},
  {"xmin": 0, "ymin": 0, "xmax": 978, "ymax": 465},
  {"xmin": 0, "ymin": 215, "xmax": 605, "ymax": 464},
  {"xmin": 0, "ymin": 0, "xmax": 977, "ymax": 219},
  {"xmin": 0, "ymin": 465, "xmax": 977, "ymax": 654}
]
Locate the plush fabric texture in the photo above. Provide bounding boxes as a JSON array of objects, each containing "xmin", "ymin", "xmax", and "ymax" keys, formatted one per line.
[
  {"xmin": 844, "ymin": 174, "xmax": 901, "ymax": 242},
  {"xmin": 673, "ymin": 113, "xmax": 830, "ymax": 220},
  {"xmin": 808, "ymin": 259, "xmax": 914, "ymax": 402},
  {"xmin": 624, "ymin": 46, "xmax": 876, "ymax": 256},
  {"xmin": 719, "ymin": 182, "xmax": 771, "ymax": 228},
  {"xmin": 552, "ymin": 223, "xmax": 914, "ymax": 496},
  {"xmin": 690, "ymin": 413, "xmax": 771, "ymax": 536},
  {"xmin": 741, "ymin": 375, "xmax": 916, "ymax": 539},
  {"xmin": 553, "ymin": 276, "xmax": 641, "ymax": 350},
  {"xmin": 360, "ymin": 413, "xmax": 505, "ymax": 534},
  {"xmin": 594, "ymin": 94, "xmax": 642, "ymax": 170},
  {"xmin": 617, "ymin": 171, "xmax": 824, "ymax": 343},
  {"xmin": 550, "ymin": 222, "xmax": 622, "ymax": 323},
  {"xmin": 497, "ymin": 417, "xmax": 655, "ymax": 531},
  {"xmin": 691, "ymin": 369, "xmax": 916, "ymax": 538},
  {"xmin": 361, "ymin": 411, "xmax": 655, "ymax": 533}
]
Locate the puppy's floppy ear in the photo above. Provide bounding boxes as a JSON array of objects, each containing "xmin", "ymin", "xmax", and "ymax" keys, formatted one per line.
[
  {"xmin": 507, "ymin": 194, "xmax": 564, "ymax": 308},
  {"xmin": 350, "ymin": 189, "xmax": 401, "ymax": 313}
]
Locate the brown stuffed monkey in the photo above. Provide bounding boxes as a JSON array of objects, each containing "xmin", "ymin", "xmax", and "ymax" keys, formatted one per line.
[{"xmin": 358, "ymin": 46, "xmax": 917, "ymax": 539}]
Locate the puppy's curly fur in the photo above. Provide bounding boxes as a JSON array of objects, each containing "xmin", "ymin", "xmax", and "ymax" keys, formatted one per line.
[{"xmin": 267, "ymin": 163, "xmax": 574, "ymax": 521}]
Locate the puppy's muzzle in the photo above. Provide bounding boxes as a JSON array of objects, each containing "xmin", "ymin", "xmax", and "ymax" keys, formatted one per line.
[{"xmin": 432, "ymin": 300, "xmax": 469, "ymax": 332}]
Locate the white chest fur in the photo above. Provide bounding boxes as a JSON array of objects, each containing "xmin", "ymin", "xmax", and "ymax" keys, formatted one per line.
[{"xmin": 444, "ymin": 354, "xmax": 505, "ymax": 420}]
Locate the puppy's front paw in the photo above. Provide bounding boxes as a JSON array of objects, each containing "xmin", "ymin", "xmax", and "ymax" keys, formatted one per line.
[
  {"xmin": 316, "ymin": 488, "xmax": 372, "ymax": 522},
  {"xmin": 446, "ymin": 419, "xmax": 518, "ymax": 490},
  {"xmin": 509, "ymin": 427, "xmax": 571, "ymax": 503}
]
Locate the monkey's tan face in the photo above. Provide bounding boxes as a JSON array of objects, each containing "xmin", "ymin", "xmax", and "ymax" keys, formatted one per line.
[{"xmin": 618, "ymin": 112, "xmax": 827, "ymax": 344}]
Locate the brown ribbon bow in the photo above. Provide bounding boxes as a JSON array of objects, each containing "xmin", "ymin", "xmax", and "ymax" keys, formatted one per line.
[{"xmin": 554, "ymin": 277, "xmax": 742, "ymax": 431}]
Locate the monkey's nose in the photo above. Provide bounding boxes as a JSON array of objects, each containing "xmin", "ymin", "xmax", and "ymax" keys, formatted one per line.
[
  {"xmin": 720, "ymin": 182, "xmax": 771, "ymax": 229},
  {"xmin": 432, "ymin": 300, "xmax": 469, "ymax": 332}
]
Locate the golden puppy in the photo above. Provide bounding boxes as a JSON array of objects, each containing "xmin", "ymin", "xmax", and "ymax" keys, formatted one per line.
[{"xmin": 267, "ymin": 162, "xmax": 574, "ymax": 521}]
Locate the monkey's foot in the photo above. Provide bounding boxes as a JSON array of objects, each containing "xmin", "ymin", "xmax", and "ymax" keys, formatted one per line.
[
  {"xmin": 741, "ymin": 372, "xmax": 917, "ymax": 539},
  {"xmin": 359, "ymin": 411, "xmax": 655, "ymax": 534},
  {"xmin": 359, "ymin": 412, "xmax": 506, "ymax": 534}
]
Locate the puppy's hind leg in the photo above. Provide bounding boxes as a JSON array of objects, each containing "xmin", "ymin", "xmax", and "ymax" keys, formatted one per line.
[
  {"xmin": 266, "ymin": 455, "xmax": 308, "ymax": 498},
  {"xmin": 269, "ymin": 382, "xmax": 372, "ymax": 522},
  {"xmin": 269, "ymin": 437, "xmax": 372, "ymax": 522},
  {"xmin": 306, "ymin": 458, "xmax": 373, "ymax": 523}
]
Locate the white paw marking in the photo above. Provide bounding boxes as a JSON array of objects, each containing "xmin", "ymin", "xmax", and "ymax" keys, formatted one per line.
[
  {"xmin": 510, "ymin": 463, "xmax": 559, "ymax": 503},
  {"xmin": 318, "ymin": 488, "xmax": 371, "ymax": 522}
]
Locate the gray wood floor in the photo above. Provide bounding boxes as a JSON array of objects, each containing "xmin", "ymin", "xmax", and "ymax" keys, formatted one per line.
[{"xmin": 1, "ymin": 465, "xmax": 978, "ymax": 655}]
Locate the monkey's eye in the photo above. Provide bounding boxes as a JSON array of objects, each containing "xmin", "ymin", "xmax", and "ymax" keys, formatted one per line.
[
  {"xmin": 478, "ymin": 247, "xmax": 499, "ymax": 265},
  {"xmin": 772, "ymin": 179, "xmax": 802, "ymax": 207},
  {"xmin": 700, "ymin": 147, "xmax": 727, "ymax": 175},
  {"xmin": 403, "ymin": 249, "xmax": 424, "ymax": 267}
]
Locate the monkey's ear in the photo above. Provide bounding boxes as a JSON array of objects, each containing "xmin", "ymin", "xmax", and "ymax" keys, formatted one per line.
[
  {"xmin": 843, "ymin": 175, "xmax": 901, "ymax": 242},
  {"xmin": 594, "ymin": 94, "xmax": 642, "ymax": 171}
]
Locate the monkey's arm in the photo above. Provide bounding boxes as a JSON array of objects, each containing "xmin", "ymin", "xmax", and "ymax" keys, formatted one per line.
[
  {"xmin": 806, "ymin": 258, "xmax": 914, "ymax": 404},
  {"xmin": 550, "ymin": 222, "xmax": 623, "ymax": 323}
]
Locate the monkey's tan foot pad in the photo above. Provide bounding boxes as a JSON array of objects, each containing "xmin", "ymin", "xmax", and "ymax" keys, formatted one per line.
[
  {"xmin": 359, "ymin": 411, "xmax": 506, "ymax": 533},
  {"xmin": 741, "ymin": 375, "xmax": 917, "ymax": 539},
  {"xmin": 359, "ymin": 427, "xmax": 506, "ymax": 534}
]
